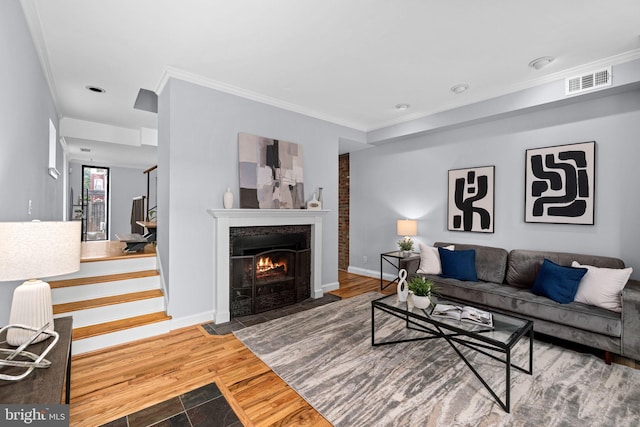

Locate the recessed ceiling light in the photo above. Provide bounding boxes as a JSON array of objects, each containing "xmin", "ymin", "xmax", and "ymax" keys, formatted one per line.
[
  {"xmin": 85, "ymin": 85, "xmax": 106, "ymax": 93},
  {"xmin": 395, "ymin": 103, "xmax": 410, "ymax": 111},
  {"xmin": 528, "ymin": 56, "xmax": 555, "ymax": 70},
  {"xmin": 450, "ymin": 84, "xmax": 469, "ymax": 94}
]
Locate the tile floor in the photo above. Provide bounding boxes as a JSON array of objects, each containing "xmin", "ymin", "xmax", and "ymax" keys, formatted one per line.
[{"xmin": 99, "ymin": 383, "xmax": 240, "ymax": 427}]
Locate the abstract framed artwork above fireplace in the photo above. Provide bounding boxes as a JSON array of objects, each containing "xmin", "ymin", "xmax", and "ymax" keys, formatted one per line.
[{"xmin": 208, "ymin": 209, "xmax": 329, "ymax": 324}]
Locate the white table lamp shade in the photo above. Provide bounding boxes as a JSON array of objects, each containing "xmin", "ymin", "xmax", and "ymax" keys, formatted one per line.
[
  {"xmin": 0, "ymin": 221, "xmax": 81, "ymax": 346},
  {"xmin": 397, "ymin": 219, "xmax": 417, "ymax": 237}
]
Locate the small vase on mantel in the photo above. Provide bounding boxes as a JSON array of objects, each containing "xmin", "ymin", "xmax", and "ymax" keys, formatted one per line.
[
  {"xmin": 223, "ymin": 187, "xmax": 234, "ymax": 209},
  {"xmin": 306, "ymin": 192, "xmax": 321, "ymax": 210}
]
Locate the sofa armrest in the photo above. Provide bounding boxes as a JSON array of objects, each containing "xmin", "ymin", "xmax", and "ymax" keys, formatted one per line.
[
  {"xmin": 404, "ymin": 258, "xmax": 421, "ymax": 276},
  {"xmin": 621, "ymin": 279, "xmax": 640, "ymax": 360}
]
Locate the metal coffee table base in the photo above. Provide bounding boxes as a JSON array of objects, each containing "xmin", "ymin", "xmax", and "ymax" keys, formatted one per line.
[{"xmin": 372, "ymin": 303, "xmax": 533, "ymax": 413}]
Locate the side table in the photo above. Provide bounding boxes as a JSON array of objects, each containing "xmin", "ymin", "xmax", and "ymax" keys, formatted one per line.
[
  {"xmin": 380, "ymin": 251, "xmax": 421, "ymax": 290},
  {"xmin": 0, "ymin": 316, "xmax": 73, "ymax": 404}
]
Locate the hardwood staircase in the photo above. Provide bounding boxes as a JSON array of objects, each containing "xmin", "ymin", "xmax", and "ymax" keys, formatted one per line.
[{"xmin": 48, "ymin": 242, "xmax": 172, "ymax": 355}]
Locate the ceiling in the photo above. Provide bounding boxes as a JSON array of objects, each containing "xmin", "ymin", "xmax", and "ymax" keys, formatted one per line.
[{"xmin": 20, "ymin": 0, "xmax": 640, "ymax": 167}]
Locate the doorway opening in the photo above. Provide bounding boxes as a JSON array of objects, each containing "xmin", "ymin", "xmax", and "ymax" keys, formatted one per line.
[{"xmin": 81, "ymin": 165, "xmax": 109, "ymax": 241}]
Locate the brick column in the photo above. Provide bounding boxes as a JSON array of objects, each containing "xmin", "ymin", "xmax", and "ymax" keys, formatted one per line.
[{"xmin": 338, "ymin": 153, "xmax": 350, "ymax": 270}]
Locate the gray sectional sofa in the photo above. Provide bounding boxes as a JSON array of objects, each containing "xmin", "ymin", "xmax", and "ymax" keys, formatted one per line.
[{"xmin": 405, "ymin": 242, "xmax": 640, "ymax": 362}]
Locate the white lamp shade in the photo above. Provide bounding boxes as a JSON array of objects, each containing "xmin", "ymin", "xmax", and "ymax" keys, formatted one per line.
[
  {"xmin": 0, "ymin": 221, "xmax": 81, "ymax": 346},
  {"xmin": 0, "ymin": 221, "xmax": 81, "ymax": 281},
  {"xmin": 397, "ymin": 219, "xmax": 417, "ymax": 237}
]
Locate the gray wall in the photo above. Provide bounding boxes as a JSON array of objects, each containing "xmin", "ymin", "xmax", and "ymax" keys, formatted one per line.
[
  {"xmin": 157, "ymin": 78, "xmax": 365, "ymax": 321},
  {"xmin": 350, "ymin": 88, "xmax": 640, "ymax": 279},
  {"xmin": 157, "ymin": 82, "xmax": 171, "ymax": 296},
  {"xmin": 109, "ymin": 165, "xmax": 147, "ymax": 239},
  {"xmin": 0, "ymin": 0, "xmax": 63, "ymax": 324}
]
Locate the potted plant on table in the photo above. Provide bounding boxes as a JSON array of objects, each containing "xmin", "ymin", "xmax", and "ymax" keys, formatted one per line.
[
  {"xmin": 408, "ymin": 277, "xmax": 436, "ymax": 309},
  {"xmin": 397, "ymin": 236, "xmax": 414, "ymax": 257}
]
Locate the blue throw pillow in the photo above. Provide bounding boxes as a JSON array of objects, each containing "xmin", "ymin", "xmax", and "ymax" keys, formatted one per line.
[
  {"xmin": 531, "ymin": 259, "xmax": 587, "ymax": 304},
  {"xmin": 438, "ymin": 248, "xmax": 478, "ymax": 281}
]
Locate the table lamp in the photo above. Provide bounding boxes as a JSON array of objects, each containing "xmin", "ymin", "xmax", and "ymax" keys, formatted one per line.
[
  {"xmin": 397, "ymin": 219, "xmax": 417, "ymax": 254},
  {"xmin": 0, "ymin": 221, "xmax": 81, "ymax": 346}
]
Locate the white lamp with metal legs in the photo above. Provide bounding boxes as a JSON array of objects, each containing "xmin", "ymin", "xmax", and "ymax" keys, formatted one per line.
[{"xmin": 0, "ymin": 221, "xmax": 81, "ymax": 346}]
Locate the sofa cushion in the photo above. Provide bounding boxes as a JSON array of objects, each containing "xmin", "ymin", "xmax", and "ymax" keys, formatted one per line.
[
  {"xmin": 506, "ymin": 249, "xmax": 625, "ymax": 289},
  {"xmin": 425, "ymin": 274, "xmax": 621, "ymax": 337},
  {"xmin": 438, "ymin": 248, "xmax": 477, "ymax": 281},
  {"xmin": 434, "ymin": 242, "xmax": 508, "ymax": 284},
  {"xmin": 416, "ymin": 243, "xmax": 454, "ymax": 274},
  {"xmin": 572, "ymin": 261, "xmax": 633, "ymax": 312},
  {"xmin": 531, "ymin": 259, "xmax": 587, "ymax": 304}
]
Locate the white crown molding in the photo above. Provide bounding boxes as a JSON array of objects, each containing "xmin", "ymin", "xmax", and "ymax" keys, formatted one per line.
[
  {"xmin": 367, "ymin": 48, "xmax": 640, "ymax": 133},
  {"xmin": 20, "ymin": 0, "xmax": 61, "ymax": 119},
  {"xmin": 156, "ymin": 65, "xmax": 368, "ymax": 132},
  {"xmin": 158, "ymin": 49, "xmax": 640, "ymax": 135}
]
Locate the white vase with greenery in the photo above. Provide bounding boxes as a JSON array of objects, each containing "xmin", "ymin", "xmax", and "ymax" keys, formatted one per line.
[{"xmin": 408, "ymin": 277, "xmax": 436, "ymax": 310}]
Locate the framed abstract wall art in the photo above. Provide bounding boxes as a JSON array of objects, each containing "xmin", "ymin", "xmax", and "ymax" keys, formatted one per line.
[
  {"xmin": 448, "ymin": 166, "xmax": 495, "ymax": 233},
  {"xmin": 524, "ymin": 141, "xmax": 595, "ymax": 224},
  {"xmin": 238, "ymin": 132, "xmax": 305, "ymax": 209}
]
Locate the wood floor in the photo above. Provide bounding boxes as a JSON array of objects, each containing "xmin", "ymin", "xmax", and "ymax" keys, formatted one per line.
[{"xmin": 69, "ymin": 270, "xmax": 388, "ymax": 427}]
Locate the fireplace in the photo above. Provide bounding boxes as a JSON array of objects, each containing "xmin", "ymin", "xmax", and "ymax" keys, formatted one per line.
[
  {"xmin": 229, "ymin": 226, "xmax": 311, "ymax": 317},
  {"xmin": 209, "ymin": 208, "xmax": 328, "ymax": 324}
]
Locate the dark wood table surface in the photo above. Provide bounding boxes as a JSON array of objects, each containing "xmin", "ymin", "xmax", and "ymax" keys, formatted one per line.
[{"xmin": 0, "ymin": 316, "xmax": 73, "ymax": 404}]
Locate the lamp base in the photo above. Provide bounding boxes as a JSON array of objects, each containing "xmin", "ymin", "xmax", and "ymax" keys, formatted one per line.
[{"xmin": 6, "ymin": 279, "xmax": 55, "ymax": 346}]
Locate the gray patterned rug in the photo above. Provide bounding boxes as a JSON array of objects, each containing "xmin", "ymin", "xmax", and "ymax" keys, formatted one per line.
[{"xmin": 234, "ymin": 292, "xmax": 640, "ymax": 427}]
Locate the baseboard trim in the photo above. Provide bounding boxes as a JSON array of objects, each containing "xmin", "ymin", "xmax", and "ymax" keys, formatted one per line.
[
  {"xmin": 348, "ymin": 266, "xmax": 396, "ymax": 281},
  {"xmin": 320, "ymin": 281, "xmax": 339, "ymax": 296},
  {"xmin": 170, "ymin": 311, "xmax": 214, "ymax": 330},
  {"xmin": 347, "ymin": 266, "xmax": 377, "ymax": 277}
]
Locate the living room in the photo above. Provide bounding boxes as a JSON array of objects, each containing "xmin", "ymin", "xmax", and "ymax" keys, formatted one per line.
[{"xmin": 2, "ymin": 1, "xmax": 640, "ymax": 426}]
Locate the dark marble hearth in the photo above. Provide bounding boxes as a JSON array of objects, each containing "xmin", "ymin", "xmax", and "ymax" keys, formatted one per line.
[
  {"xmin": 99, "ymin": 383, "xmax": 240, "ymax": 427},
  {"xmin": 203, "ymin": 294, "xmax": 342, "ymax": 336}
]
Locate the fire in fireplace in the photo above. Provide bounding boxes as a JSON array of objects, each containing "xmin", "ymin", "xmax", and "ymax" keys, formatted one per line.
[
  {"xmin": 229, "ymin": 226, "xmax": 311, "ymax": 317},
  {"xmin": 256, "ymin": 255, "xmax": 287, "ymax": 277}
]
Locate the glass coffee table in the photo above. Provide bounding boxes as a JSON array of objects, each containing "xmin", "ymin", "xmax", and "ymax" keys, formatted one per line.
[{"xmin": 371, "ymin": 293, "xmax": 533, "ymax": 412}]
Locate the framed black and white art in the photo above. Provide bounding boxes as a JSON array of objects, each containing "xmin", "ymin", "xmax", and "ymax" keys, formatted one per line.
[
  {"xmin": 525, "ymin": 141, "xmax": 595, "ymax": 225},
  {"xmin": 448, "ymin": 166, "xmax": 495, "ymax": 233}
]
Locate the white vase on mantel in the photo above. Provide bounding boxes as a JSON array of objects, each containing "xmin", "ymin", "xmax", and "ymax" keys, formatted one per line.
[{"xmin": 223, "ymin": 187, "xmax": 234, "ymax": 209}]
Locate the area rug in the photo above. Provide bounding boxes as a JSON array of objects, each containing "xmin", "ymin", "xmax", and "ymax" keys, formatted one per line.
[{"xmin": 234, "ymin": 292, "xmax": 640, "ymax": 427}]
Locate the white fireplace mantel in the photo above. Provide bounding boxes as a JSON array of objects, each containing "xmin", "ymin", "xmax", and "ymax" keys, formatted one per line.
[{"xmin": 208, "ymin": 209, "xmax": 329, "ymax": 323}]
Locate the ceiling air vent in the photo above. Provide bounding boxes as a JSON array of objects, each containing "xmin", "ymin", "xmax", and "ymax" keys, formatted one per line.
[{"xmin": 565, "ymin": 67, "xmax": 611, "ymax": 95}]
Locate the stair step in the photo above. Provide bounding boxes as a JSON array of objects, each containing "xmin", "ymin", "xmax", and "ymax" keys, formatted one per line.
[
  {"xmin": 73, "ymin": 312, "xmax": 172, "ymax": 341},
  {"xmin": 53, "ymin": 289, "xmax": 164, "ymax": 315},
  {"xmin": 50, "ymin": 256, "xmax": 157, "ymax": 281},
  {"xmin": 52, "ymin": 275, "xmax": 161, "ymax": 305},
  {"xmin": 49, "ymin": 270, "xmax": 159, "ymax": 289}
]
